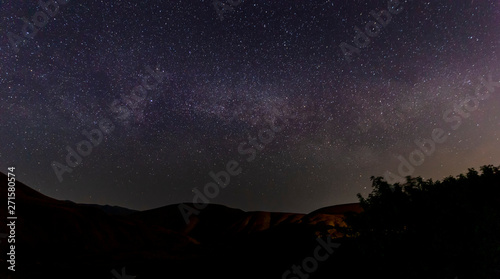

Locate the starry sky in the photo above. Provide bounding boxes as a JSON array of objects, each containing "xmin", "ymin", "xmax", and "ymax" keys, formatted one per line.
[{"xmin": 1, "ymin": 0, "xmax": 499, "ymax": 213}]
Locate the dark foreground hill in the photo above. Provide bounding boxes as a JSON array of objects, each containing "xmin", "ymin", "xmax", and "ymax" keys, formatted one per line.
[
  {"xmin": 0, "ymin": 172, "xmax": 361, "ymax": 279},
  {"xmin": 1, "ymin": 165, "xmax": 499, "ymax": 279}
]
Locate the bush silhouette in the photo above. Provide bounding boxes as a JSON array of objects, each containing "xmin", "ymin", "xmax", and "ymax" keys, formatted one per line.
[{"xmin": 335, "ymin": 165, "xmax": 500, "ymax": 279}]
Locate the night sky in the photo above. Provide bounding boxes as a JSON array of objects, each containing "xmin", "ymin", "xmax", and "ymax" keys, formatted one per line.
[{"xmin": 1, "ymin": 0, "xmax": 499, "ymax": 213}]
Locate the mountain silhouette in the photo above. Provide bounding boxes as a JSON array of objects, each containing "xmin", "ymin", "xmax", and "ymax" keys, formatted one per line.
[
  {"xmin": 5, "ymin": 166, "xmax": 497, "ymax": 278},
  {"xmin": 0, "ymin": 172, "xmax": 361, "ymax": 279}
]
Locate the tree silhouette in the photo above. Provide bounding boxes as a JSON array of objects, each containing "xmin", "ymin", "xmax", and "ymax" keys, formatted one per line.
[{"xmin": 335, "ymin": 165, "xmax": 500, "ymax": 279}]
